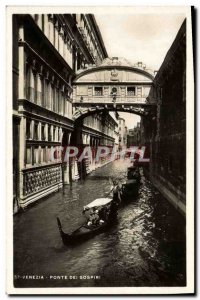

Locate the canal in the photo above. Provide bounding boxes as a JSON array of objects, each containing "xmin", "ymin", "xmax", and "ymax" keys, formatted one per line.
[{"xmin": 14, "ymin": 159, "xmax": 186, "ymax": 287}]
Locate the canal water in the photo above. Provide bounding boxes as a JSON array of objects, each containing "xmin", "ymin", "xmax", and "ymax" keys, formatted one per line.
[{"xmin": 14, "ymin": 159, "xmax": 186, "ymax": 287}]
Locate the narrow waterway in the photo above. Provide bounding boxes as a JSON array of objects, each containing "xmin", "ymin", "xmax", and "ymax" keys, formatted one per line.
[{"xmin": 14, "ymin": 159, "xmax": 186, "ymax": 287}]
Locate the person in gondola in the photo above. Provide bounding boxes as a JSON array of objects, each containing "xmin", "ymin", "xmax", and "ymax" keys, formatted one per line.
[
  {"xmin": 83, "ymin": 207, "xmax": 90, "ymax": 219},
  {"xmin": 93, "ymin": 209, "xmax": 100, "ymax": 225},
  {"xmin": 106, "ymin": 181, "xmax": 121, "ymax": 221},
  {"xmin": 84, "ymin": 208, "xmax": 94, "ymax": 226},
  {"xmin": 99, "ymin": 207, "xmax": 106, "ymax": 223}
]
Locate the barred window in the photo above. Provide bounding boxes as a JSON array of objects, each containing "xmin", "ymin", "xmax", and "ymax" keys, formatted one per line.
[
  {"xmin": 94, "ymin": 87, "xmax": 103, "ymax": 96},
  {"xmin": 127, "ymin": 87, "xmax": 136, "ymax": 96}
]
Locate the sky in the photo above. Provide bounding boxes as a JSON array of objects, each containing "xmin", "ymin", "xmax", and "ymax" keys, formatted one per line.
[{"xmin": 95, "ymin": 13, "xmax": 185, "ymax": 129}]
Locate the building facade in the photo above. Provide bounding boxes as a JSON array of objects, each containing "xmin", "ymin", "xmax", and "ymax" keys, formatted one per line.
[
  {"xmin": 82, "ymin": 112, "xmax": 118, "ymax": 174},
  {"xmin": 118, "ymin": 117, "xmax": 127, "ymax": 148},
  {"xmin": 141, "ymin": 20, "xmax": 186, "ymax": 215},
  {"xmin": 127, "ymin": 122, "xmax": 141, "ymax": 147},
  {"xmin": 13, "ymin": 14, "xmax": 108, "ymax": 211}
]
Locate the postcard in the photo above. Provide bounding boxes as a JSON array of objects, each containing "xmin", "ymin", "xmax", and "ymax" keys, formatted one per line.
[{"xmin": 6, "ymin": 5, "xmax": 194, "ymax": 295}]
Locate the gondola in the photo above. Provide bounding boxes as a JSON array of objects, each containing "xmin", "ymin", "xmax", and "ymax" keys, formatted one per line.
[
  {"xmin": 121, "ymin": 166, "xmax": 141, "ymax": 199},
  {"xmin": 122, "ymin": 178, "xmax": 139, "ymax": 198},
  {"xmin": 127, "ymin": 166, "xmax": 141, "ymax": 184},
  {"xmin": 57, "ymin": 198, "xmax": 117, "ymax": 245}
]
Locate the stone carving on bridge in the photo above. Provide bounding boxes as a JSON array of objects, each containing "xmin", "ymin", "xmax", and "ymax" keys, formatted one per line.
[{"xmin": 110, "ymin": 69, "xmax": 119, "ymax": 81}]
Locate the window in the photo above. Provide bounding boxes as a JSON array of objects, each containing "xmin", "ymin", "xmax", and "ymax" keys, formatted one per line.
[
  {"xmin": 34, "ymin": 73, "xmax": 38, "ymax": 104},
  {"xmin": 38, "ymin": 147, "xmax": 41, "ymax": 164},
  {"xmin": 77, "ymin": 53, "xmax": 81, "ymax": 70},
  {"xmin": 38, "ymin": 75, "xmax": 43, "ymax": 106},
  {"xmin": 53, "ymin": 127, "xmax": 56, "ymax": 142},
  {"xmin": 55, "ymin": 89, "xmax": 59, "ymax": 113},
  {"xmin": 26, "ymin": 67, "xmax": 35, "ymax": 102},
  {"xmin": 26, "ymin": 147, "xmax": 32, "ymax": 165},
  {"xmin": 26, "ymin": 120, "xmax": 31, "ymax": 140},
  {"xmin": 41, "ymin": 147, "xmax": 47, "ymax": 163},
  {"xmin": 59, "ymin": 92, "xmax": 64, "ymax": 115},
  {"xmin": 48, "ymin": 126, "xmax": 52, "ymax": 141},
  {"xmin": 41, "ymin": 124, "xmax": 45, "ymax": 141},
  {"xmin": 34, "ymin": 123, "xmax": 38, "ymax": 140},
  {"xmin": 34, "ymin": 147, "xmax": 38, "ymax": 164},
  {"xmin": 53, "ymin": 87, "xmax": 56, "ymax": 112},
  {"xmin": 94, "ymin": 87, "xmax": 103, "ymax": 96},
  {"xmin": 64, "ymin": 99, "xmax": 68, "ymax": 117},
  {"xmin": 48, "ymin": 147, "xmax": 51, "ymax": 162},
  {"xmin": 42, "ymin": 147, "xmax": 47, "ymax": 163},
  {"xmin": 42, "ymin": 78, "xmax": 47, "ymax": 108},
  {"xmin": 127, "ymin": 87, "xmax": 136, "ymax": 96}
]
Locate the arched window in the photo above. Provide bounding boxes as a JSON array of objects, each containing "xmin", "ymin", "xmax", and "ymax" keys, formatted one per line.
[
  {"xmin": 49, "ymin": 83, "xmax": 54, "ymax": 110},
  {"xmin": 26, "ymin": 64, "xmax": 35, "ymax": 102},
  {"xmin": 37, "ymin": 74, "xmax": 43, "ymax": 105},
  {"xmin": 43, "ymin": 77, "xmax": 48, "ymax": 108},
  {"xmin": 34, "ymin": 73, "xmax": 38, "ymax": 104},
  {"xmin": 26, "ymin": 65, "xmax": 31, "ymax": 100}
]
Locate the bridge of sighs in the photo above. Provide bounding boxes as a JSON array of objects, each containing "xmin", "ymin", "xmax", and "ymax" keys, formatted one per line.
[{"xmin": 72, "ymin": 57, "xmax": 158, "ymax": 120}]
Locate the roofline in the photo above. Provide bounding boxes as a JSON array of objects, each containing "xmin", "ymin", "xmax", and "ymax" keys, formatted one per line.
[{"xmin": 88, "ymin": 14, "xmax": 108, "ymax": 58}]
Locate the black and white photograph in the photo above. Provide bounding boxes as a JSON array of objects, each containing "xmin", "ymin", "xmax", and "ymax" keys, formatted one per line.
[{"xmin": 6, "ymin": 5, "xmax": 194, "ymax": 295}]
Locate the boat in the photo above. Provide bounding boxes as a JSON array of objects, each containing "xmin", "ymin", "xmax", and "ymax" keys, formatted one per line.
[
  {"xmin": 121, "ymin": 166, "xmax": 141, "ymax": 200},
  {"xmin": 127, "ymin": 166, "xmax": 141, "ymax": 184},
  {"xmin": 57, "ymin": 197, "xmax": 117, "ymax": 245}
]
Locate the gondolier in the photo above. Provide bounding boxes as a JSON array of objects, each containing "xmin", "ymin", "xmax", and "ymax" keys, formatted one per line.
[{"xmin": 108, "ymin": 179, "xmax": 122, "ymax": 205}]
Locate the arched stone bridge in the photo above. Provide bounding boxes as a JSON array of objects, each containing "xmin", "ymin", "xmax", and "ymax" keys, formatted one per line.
[{"xmin": 72, "ymin": 57, "xmax": 157, "ymax": 120}]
